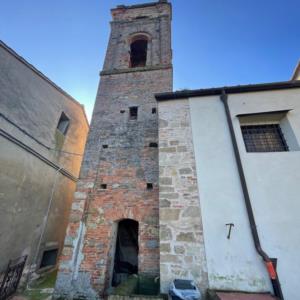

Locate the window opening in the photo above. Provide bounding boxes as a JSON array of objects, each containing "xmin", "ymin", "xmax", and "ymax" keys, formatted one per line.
[
  {"xmin": 103, "ymin": 145, "xmax": 108, "ymax": 149},
  {"xmin": 147, "ymin": 183, "xmax": 153, "ymax": 190},
  {"xmin": 112, "ymin": 219, "xmax": 139, "ymax": 287},
  {"xmin": 241, "ymin": 124, "xmax": 289, "ymax": 152},
  {"xmin": 57, "ymin": 112, "xmax": 70, "ymax": 135},
  {"xmin": 129, "ymin": 107, "xmax": 138, "ymax": 120},
  {"xmin": 100, "ymin": 184, "xmax": 107, "ymax": 189},
  {"xmin": 40, "ymin": 248, "xmax": 58, "ymax": 269},
  {"xmin": 130, "ymin": 39, "xmax": 148, "ymax": 68},
  {"xmin": 152, "ymin": 108, "xmax": 157, "ymax": 114},
  {"xmin": 120, "ymin": 110, "xmax": 125, "ymax": 114},
  {"xmin": 149, "ymin": 142, "xmax": 158, "ymax": 148}
]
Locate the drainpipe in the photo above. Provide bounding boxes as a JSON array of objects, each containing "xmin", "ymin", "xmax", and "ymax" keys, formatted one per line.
[
  {"xmin": 220, "ymin": 90, "xmax": 284, "ymax": 300},
  {"xmin": 28, "ymin": 167, "xmax": 63, "ymax": 285}
]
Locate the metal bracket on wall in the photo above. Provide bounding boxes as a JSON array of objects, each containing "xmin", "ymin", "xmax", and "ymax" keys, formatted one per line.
[{"xmin": 226, "ymin": 223, "xmax": 235, "ymax": 239}]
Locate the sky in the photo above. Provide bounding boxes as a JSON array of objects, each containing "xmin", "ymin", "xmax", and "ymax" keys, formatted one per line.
[{"xmin": 1, "ymin": 0, "xmax": 300, "ymax": 121}]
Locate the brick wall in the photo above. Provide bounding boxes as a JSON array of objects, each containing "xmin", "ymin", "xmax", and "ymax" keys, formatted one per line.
[{"xmin": 54, "ymin": 2, "xmax": 172, "ymax": 299}]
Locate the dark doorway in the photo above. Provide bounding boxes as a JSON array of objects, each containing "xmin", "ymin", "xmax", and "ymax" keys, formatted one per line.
[
  {"xmin": 40, "ymin": 248, "xmax": 58, "ymax": 269},
  {"xmin": 112, "ymin": 219, "xmax": 139, "ymax": 287}
]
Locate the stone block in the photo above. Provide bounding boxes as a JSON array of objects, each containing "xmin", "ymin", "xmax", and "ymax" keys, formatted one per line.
[
  {"xmin": 160, "ymin": 226, "xmax": 172, "ymax": 241},
  {"xmin": 160, "ymin": 177, "xmax": 172, "ymax": 185},
  {"xmin": 160, "ymin": 193, "xmax": 179, "ymax": 200},
  {"xmin": 160, "ymin": 243, "xmax": 171, "ymax": 253},
  {"xmin": 160, "ymin": 199, "xmax": 171, "ymax": 208},
  {"xmin": 176, "ymin": 232, "xmax": 195, "ymax": 242},
  {"xmin": 179, "ymin": 167, "xmax": 192, "ymax": 175},
  {"xmin": 174, "ymin": 245, "xmax": 185, "ymax": 254},
  {"xmin": 159, "ymin": 186, "xmax": 175, "ymax": 193},
  {"xmin": 182, "ymin": 206, "xmax": 200, "ymax": 218},
  {"xmin": 160, "ymin": 254, "xmax": 180, "ymax": 263},
  {"xmin": 160, "ymin": 147, "xmax": 176, "ymax": 153},
  {"xmin": 160, "ymin": 209, "xmax": 180, "ymax": 221},
  {"xmin": 177, "ymin": 146, "xmax": 187, "ymax": 152}
]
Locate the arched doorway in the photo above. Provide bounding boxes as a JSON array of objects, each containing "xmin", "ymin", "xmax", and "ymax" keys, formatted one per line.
[{"xmin": 112, "ymin": 219, "xmax": 139, "ymax": 287}]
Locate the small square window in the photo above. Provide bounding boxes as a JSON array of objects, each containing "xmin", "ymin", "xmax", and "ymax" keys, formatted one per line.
[
  {"xmin": 57, "ymin": 112, "xmax": 70, "ymax": 135},
  {"xmin": 152, "ymin": 108, "xmax": 157, "ymax": 114},
  {"xmin": 147, "ymin": 183, "xmax": 153, "ymax": 190},
  {"xmin": 100, "ymin": 184, "xmax": 107, "ymax": 190},
  {"xmin": 40, "ymin": 248, "xmax": 58, "ymax": 269},
  {"xmin": 241, "ymin": 124, "xmax": 289, "ymax": 152},
  {"xmin": 102, "ymin": 145, "xmax": 108, "ymax": 149},
  {"xmin": 149, "ymin": 142, "xmax": 158, "ymax": 148},
  {"xmin": 129, "ymin": 107, "xmax": 138, "ymax": 120}
]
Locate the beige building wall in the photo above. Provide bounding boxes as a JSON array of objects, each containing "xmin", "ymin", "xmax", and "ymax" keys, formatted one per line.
[{"xmin": 0, "ymin": 41, "xmax": 89, "ymax": 278}]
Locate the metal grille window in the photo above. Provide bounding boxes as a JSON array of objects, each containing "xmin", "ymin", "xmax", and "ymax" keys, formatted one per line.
[{"xmin": 241, "ymin": 124, "xmax": 289, "ymax": 152}]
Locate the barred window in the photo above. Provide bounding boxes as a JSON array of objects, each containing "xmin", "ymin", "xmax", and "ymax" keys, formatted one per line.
[{"xmin": 241, "ymin": 124, "xmax": 289, "ymax": 152}]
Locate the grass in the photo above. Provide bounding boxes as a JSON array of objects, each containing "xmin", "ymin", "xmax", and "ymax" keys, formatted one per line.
[{"xmin": 21, "ymin": 270, "xmax": 57, "ymax": 300}]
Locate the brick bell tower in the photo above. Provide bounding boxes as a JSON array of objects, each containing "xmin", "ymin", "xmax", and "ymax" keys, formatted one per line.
[{"xmin": 54, "ymin": 1, "xmax": 172, "ymax": 299}]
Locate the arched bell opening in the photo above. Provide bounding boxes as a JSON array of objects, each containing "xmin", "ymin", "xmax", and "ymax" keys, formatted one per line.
[{"xmin": 130, "ymin": 38, "xmax": 148, "ymax": 68}]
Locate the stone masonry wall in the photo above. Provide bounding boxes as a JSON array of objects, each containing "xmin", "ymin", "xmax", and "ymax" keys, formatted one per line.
[{"xmin": 158, "ymin": 99, "xmax": 209, "ymax": 294}]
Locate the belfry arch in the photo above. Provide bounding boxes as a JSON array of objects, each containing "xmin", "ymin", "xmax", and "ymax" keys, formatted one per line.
[{"xmin": 129, "ymin": 33, "xmax": 150, "ymax": 68}]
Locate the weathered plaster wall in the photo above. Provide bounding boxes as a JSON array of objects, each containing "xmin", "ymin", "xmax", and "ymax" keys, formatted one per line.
[
  {"xmin": 229, "ymin": 89, "xmax": 300, "ymax": 300},
  {"xmin": 0, "ymin": 42, "xmax": 89, "ymax": 276},
  {"xmin": 0, "ymin": 136, "xmax": 75, "ymax": 273},
  {"xmin": 189, "ymin": 95, "xmax": 271, "ymax": 293},
  {"xmin": 188, "ymin": 88, "xmax": 300, "ymax": 300},
  {"xmin": 158, "ymin": 99, "xmax": 208, "ymax": 294},
  {"xmin": 0, "ymin": 43, "xmax": 89, "ymax": 176}
]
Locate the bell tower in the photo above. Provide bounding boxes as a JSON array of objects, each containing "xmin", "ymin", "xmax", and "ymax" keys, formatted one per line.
[{"xmin": 54, "ymin": 1, "xmax": 172, "ymax": 299}]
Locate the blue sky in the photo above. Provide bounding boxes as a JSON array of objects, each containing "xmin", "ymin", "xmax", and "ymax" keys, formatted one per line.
[{"xmin": 1, "ymin": 0, "xmax": 300, "ymax": 121}]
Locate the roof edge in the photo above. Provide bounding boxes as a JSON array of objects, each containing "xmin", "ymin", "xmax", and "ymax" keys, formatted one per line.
[
  {"xmin": 112, "ymin": 1, "xmax": 170, "ymax": 11},
  {"xmin": 0, "ymin": 40, "xmax": 89, "ymax": 127},
  {"xmin": 156, "ymin": 80, "xmax": 300, "ymax": 101}
]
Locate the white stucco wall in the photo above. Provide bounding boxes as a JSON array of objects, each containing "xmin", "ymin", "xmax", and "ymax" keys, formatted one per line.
[{"xmin": 188, "ymin": 88, "xmax": 300, "ymax": 300}]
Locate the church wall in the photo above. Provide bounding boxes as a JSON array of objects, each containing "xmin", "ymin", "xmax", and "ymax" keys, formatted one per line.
[
  {"xmin": 158, "ymin": 87, "xmax": 300, "ymax": 300},
  {"xmin": 189, "ymin": 95, "xmax": 272, "ymax": 293},
  {"xmin": 226, "ymin": 89, "xmax": 300, "ymax": 300}
]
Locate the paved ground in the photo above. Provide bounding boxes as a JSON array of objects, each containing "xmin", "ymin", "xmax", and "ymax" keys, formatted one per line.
[{"xmin": 216, "ymin": 292, "xmax": 276, "ymax": 300}]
